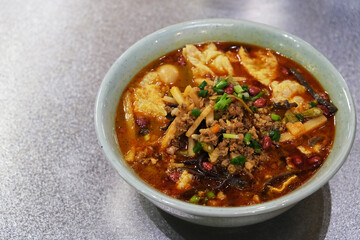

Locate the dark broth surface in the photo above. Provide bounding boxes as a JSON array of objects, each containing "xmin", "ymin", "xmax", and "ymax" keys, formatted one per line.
[{"xmin": 115, "ymin": 42, "xmax": 335, "ymax": 207}]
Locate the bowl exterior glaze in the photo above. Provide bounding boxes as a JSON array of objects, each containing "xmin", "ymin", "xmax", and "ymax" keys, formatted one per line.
[
  {"xmin": 95, "ymin": 19, "xmax": 356, "ymax": 227},
  {"xmin": 146, "ymin": 197, "xmax": 295, "ymax": 227}
]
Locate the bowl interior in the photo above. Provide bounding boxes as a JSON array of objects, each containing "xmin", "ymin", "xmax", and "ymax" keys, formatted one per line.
[{"xmin": 95, "ymin": 19, "xmax": 356, "ymax": 217}]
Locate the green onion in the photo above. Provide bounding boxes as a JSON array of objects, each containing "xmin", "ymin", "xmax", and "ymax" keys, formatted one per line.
[
  {"xmin": 301, "ymin": 107, "xmax": 323, "ymax": 118},
  {"xmin": 201, "ymin": 142, "xmax": 214, "ymax": 153},
  {"xmin": 198, "ymin": 89, "xmax": 208, "ymax": 97},
  {"xmin": 244, "ymin": 132, "xmax": 252, "ymax": 146},
  {"xmin": 193, "ymin": 142, "xmax": 203, "ymax": 154},
  {"xmin": 295, "ymin": 113, "xmax": 304, "ymax": 122},
  {"xmin": 234, "ymin": 92, "xmax": 243, "ymax": 99},
  {"xmin": 231, "ymin": 155, "xmax": 246, "ymax": 165},
  {"xmin": 198, "ymin": 80, "xmax": 207, "ymax": 90},
  {"xmin": 191, "ymin": 109, "xmax": 201, "ymax": 117},
  {"xmin": 242, "ymin": 84, "xmax": 249, "ymax": 92},
  {"xmin": 214, "ymin": 94, "xmax": 232, "ymax": 111},
  {"xmin": 234, "ymin": 85, "xmax": 244, "ymax": 94},
  {"xmin": 285, "ymin": 110, "xmax": 298, "ymax": 123},
  {"xmin": 189, "ymin": 195, "xmax": 200, "ymax": 204},
  {"xmin": 215, "ymin": 79, "xmax": 229, "ymax": 89},
  {"xmin": 251, "ymin": 140, "xmax": 262, "ymax": 154},
  {"xmin": 206, "ymin": 191, "xmax": 215, "ymax": 199},
  {"xmin": 309, "ymin": 102, "xmax": 317, "ymax": 108},
  {"xmin": 144, "ymin": 134, "xmax": 150, "ymax": 141},
  {"xmin": 223, "ymin": 133, "xmax": 239, "ymax": 139},
  {"xmin": 242, "ymin": 92, "xmax": 250, "ymax": 102},
  {"xmin": 212, "ymin": 87, "xmax": 224, "ymax": 94},
  {"xmin": 250, "ymin": 106, "xmax": 258, "ymax": 113},
  {"xmin": 250, "ymin": 92, "xmax": 263, "ymax": 101},
  {"xmin": 271, "ymin": 114, "xmax": 281, "ymax": 121},
  {"xmin": 176, "ymin": 150, "xmax": 188, "ymax": 156},
  {"xmin": 269, "ymin": 130, "xmax": 280, "ymax": 142}
]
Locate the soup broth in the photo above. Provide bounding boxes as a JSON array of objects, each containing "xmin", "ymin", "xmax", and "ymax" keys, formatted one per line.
[{"xmin": 115, "ymin": 42, "xmax": 336, "ymax": 207}]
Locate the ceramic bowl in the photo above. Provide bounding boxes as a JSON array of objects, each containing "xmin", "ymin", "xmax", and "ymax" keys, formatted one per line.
[{"xmin": 95, "ymin": 19, "xmax": 356, "ymax": 227}]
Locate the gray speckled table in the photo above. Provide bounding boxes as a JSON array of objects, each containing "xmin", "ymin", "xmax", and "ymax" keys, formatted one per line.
[{"xmin": 0, "ymin": 0, "xmax": 359, "ymax": 239}]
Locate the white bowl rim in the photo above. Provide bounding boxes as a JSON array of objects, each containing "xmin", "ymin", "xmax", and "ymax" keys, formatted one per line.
[{"xmin": 95, "ymin": 18, "xmax": 356, "ymax": 217}]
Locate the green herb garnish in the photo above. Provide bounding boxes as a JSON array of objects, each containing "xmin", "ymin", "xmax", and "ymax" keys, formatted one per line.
[
  {"xmin": 193, "ymin": 142, "xmax": 203, "ymax": 154},
  {"xmin": 223, "ymin": 133, "xmax": 239, "ymax": 139},
  {"xmin": 309, "ymin": 102, "xmax": 317, "ymax": 108},
  {"xmin": 295, "ymin": 113, "xmax": 304, "ymax": 122},
  {"xmin": 250, "ymin": 92, "xmax": 264, "ymax": 101},
  {"xmin": 271, "ymin": 114, "xmax": 281, "ymax": 121},
  {"xmin": 198, "ymin": 89, "xmax": 208, "ymax": 98},
  {"xmin": 191, "ymin": 109, "xmax": 201, "ymax": 117},
  {"xmin": 231, "ymin": 155, "xmax": 246, "ymax": 165},
  {"xmin": 198, "ymin": 80, "xmax": 207, "ymax": 90},
  {"xmin": 251, "ymin": 140, "xmax": 262, "ymax": 154},
  {"xmin": 244, "ymin": 132, "xmax": 252, "ymax": 146},
  {"xmin": 269, "ymin": 130, "xmax": 280, "ymax": 142},
  {"xmin": 214, "ymin": 93, "xmax": 232, "ymax": 111}
]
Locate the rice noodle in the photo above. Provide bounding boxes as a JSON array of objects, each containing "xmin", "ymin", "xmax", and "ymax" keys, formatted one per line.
[
  {"xmin": 161, "ymin": 118, "xmax": 178, "ymax": 148},
  {"xmin": 206, "ymin": 109, "xmax": 214, "ymax": 126},
  {"xmin": 186, "ymin": 104, "xmax": 213, "ymax": 137},
  {"xmin": 188, "ymin": 138, "xmax": 195, "ymax": 157},
  {"xmin": 162, "ymin": 96, "xmax": 177, "ymax": 104},
  {"xmin": 123, "ymin": 92, "xmax": 136, "ymax": 138},
  {"xmin": 188, "ymin": 87, "xmax": 200, "ymax": 108},
  {"xmin": 170, "ymin": 86, "xmax": 185, "ymax": 105}
]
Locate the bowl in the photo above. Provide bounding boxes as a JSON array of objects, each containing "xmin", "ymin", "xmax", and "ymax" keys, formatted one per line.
[{"xmin": 95, "ymin": 19, "xmax": 356, "ymax": 227}]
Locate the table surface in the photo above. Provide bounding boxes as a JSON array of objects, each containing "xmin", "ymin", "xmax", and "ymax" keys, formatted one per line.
[{"xmin": 1, "ymin": 0, "xmax": 359, "ymax": 239}]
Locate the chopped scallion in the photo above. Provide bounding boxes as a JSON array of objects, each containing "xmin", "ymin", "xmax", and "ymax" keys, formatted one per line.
[
  {"xmin": 234, "ymin": 85, "xmax": 244, "ymax": 94},
  {"xmin": 309, "ymin": 102, "xmax": 317, "ymax": 108},
  {"xmin": 176, "ymin": 150, "xmax": 188, "ymax": 156},
  {"xmin": 242, "ymin": 84, "xmax": 248, "ymax": 92},
  {"xmin": 271, "ymin": 114, "xmax": 281, "ymax": 121},
  {"xmin": 250, "ymin": 92, "xmax": 264, "ymax": 101},
  {"xmin": 191, "ymin": 109, "xmax": 201, "ymax": 117},
  {"xmin": 201, "ymin": 142, "xmax": 214, "ymax": 153},
  {"xmin": 269, "ymin": 130, "xmax": 280, "ymax": 142},
  {"xmin": 193, "ymin": 142, "xmax": 203, "ymax": 154},
  {"xmin": 215, "ymin": 79, "xmax": 229, "ymax": 89},
  {"xmin": 212, "ymin": 87, "xmax": 224, "ymax": 94},
  {"xmin": 295, "ymin": 113, "xmax": 304, "ymax": 122},
  {"xmin": 231, "ymin": 155, "xmax": 246, "ymax": 165},
  {"xmin": 189, "ymin": 195, "xmax": 200, "ymax": 204},
  {"xmin": 244, "ymin": 132, "xmax": 252, "ymax": 146},
  {"xmin": 242, "ymin": 92, "xmax": 250, "ymax": 102},
  {"xmin": 251, "ymin": 140, "xmax": 262, "ymax": 154},
  {"xmin": 214, "ymin": 93, "xmax": 232, "ymax": 111},
  {"xmin": 198, "ymin": 80, "xmax": 207, "ymax": 90},
  {"xmin": 234, "ymin": 92, "xmax": 243, "ymax": 98},
  {"xmin": 285, "ymin": 110, "xmax": 298, "ymax": 123},
  {"xmin": 198, "ymin": 89, "xmax": 208, "ymax": 98},
  {"xmin": 223, "ymin": 133, "xmax": 239, "ymax": 139},
  {"xmin": 206, "ymin": 191, "xmax": 215, "ymax": 199}
]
